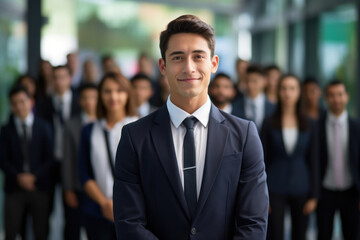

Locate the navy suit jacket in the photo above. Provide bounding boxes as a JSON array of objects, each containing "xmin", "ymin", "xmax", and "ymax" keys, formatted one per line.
[
  {"xmin": 0, "ymin": 116, "xmax": 54, "ymax": 193},
  {"xmin": 231, "ymin": 95, "xmax": 275, "ymax": 129},
  {"xmin": 260, "ymin": 118, "xmax": 319, "ymax": 198},
  {"xmin": 113, "ymin": 104, "xmax": 269, "ymax": 240},
  {"xmin": 318, "ymin": 113, "xmax": 360, "ymax": 195}
]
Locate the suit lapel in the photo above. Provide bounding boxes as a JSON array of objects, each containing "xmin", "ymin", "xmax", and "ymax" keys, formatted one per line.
[
  {"xmin": 195, "ymin": 105, "xmax": 228, "ymax": 220},
  {"xmin": 150, "ymin": 105, "xmax": 191, "ymax": 220}
]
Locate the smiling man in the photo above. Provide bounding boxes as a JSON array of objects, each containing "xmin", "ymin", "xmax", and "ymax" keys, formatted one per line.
[{"xmin": 113, "ymin": 15, "xmax": 269, "ymax": 240}]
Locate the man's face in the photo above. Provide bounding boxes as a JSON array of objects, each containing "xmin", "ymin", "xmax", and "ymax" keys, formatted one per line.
[
  {"xmin": 159, "ymin": 33, "xmax": 218, "ymax": 103},
  {"xmin": 132, "ymin": 79, "xmax": 154, "ymax": 106},
  {"xmin": 326, "ymin": 84, "xmax": 349, "ymax": 115},
  {"xmin": 54, "ymin": 68, "xmax": 72, "ymax": 95},
  {"xmin": 267, "ymin": 69, "xmax": 281, "ymax": 89},
  {"xmin": 79, "ymin": 89, "xmax": 98, "ymax": 116},
  {"xmin": 303, "ymin": 83, "xmax": 321, "ymax": 105},
  {"xmin": 10, "ymin": 92, "xmax": 33, "ymax": 120},
  {"xmin": 247, "ymin": 72, "xmax": 266, "ymax": 99},
  {"xmin": 209, "ymin": 77, "xmax": 235, "ymax": 106}
]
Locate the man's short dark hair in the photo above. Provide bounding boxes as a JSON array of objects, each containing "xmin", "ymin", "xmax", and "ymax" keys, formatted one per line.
[
  {"xmin": 159, "ymin": 15, "xmax": 215, "ymax": 61},
  {"xmin": 210, "ymin": 73, "xmax": 233, "ymax": 88},
  {"xmin": 303, "ymin": 76, "xmax": 320, "ymax": 87},
  {"xmin": 265, "ymin": 64, "xmax": 280, "ymax": 73},
  {"xmin": 53, "ymin": 65, "xmax": 71, "ymax": 74},
  {"xmin": 246, "ymin": 65, "xmax": 266, "ymax": 77},
  {"xmin": 101, "ymin": 54, "xmax": 114, "ymax": 64},
  {"xmin": 325, "ymin": 79, "xmax": 347, "ymax": 93},
  {"xmin": 78, "ymin": 82, "xmax": 98, "ymax": 95},
  {"xmin": 9, "ymin": 85, "xmax": 30, "ymax": 100},
  {"xmin": 131, "ymin": 73, "xmax": 152, "ymax": 85}
]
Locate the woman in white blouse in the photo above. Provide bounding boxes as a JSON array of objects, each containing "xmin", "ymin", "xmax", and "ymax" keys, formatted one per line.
[
  {"xmin": 260, "ymin": 74, "xmax": 319, "ymax": 240},
  {"xmin": 79, "ymin": 72, "xmax": 138, "ymax": 240}
]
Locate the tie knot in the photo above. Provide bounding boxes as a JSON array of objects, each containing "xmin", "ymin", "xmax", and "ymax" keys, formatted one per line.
[{"xmin": 182, "ymin": 117, "xmax": 198, "ymax": 130}]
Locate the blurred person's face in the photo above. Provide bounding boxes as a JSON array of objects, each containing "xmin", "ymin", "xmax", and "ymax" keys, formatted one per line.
[
  {"xmin": 84, "ymin": 61, "xmax": 98, "ymax": 83},
  {"xmin": 326, "ymin": 84, "xmax": 349, "ymax": 116},
  {"xmin": 303, "ymin": 83, "xmax": 322, "ymax": 106},
  {"xmin": 279, "ymin": 76, "xmax": 300, "ymax": 108},
  {"xmin": 10, "ymin": 92, "xmax": 33, "ymax": 120},
  {"xmin": 236, "ymin": 61, "xmax": 248, "ymax": 77},
  {"xmin": 41, "ymin": 61, "xmax": 53, "ymax": 77},
  {"xmin": 132, "ymin": 79, "xmax": 153, "ymax": 106},
  {"xmin": 20, "ymin": 77, "xmax": 36, "ymax": 98},
  {"xmin": 267, "ymin": 69, "xmax": 281, "ymax": 89},
  {"xmin": 67, "ymin": 53, "xmax": 78, "ymax": 75},
  {"xmin": 103, "ymin": 59, "xmax": 117, "ymax": 74},
  {"xmin": 247, "ymin": 72, "xmax": 266, "ymax": 99},
  {"xmin": 158, "ymin": 33, "xmax": 219, "ymax": 104},
  {"xmin": 79, "ymin": 89, "xmax": 98, "ymax": 116},
  {"xmin": 209, "ymin": 77, "xmax": 235, "ymax": 106},
  {"xmin": 101, "ymin": 78, "xmax": 128, "ymax": 114},
  {"xmin": 53, "ymin": 68, "xmax": 72, "ymax": 95},
  {"xmin": 139, "ymin": 57, "xmax": 153, "ymax": 77}
]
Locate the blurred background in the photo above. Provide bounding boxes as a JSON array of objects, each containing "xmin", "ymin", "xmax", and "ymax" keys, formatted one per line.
[{"xmin": 0, "ymin": 0, "xmax": 359, "ymax": 239}]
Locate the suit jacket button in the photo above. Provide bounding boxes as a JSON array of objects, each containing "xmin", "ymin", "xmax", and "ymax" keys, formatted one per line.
[{"xmin": 191, "ymin": 227, "xmax": 196, "ymax": 235}]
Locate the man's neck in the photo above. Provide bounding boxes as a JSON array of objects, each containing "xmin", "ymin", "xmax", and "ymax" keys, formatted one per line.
[
  {"xmin": 170, "ymin": 94, "xmax": 207, "ymax": 114},
  {"xmin": 248, "ymin": 92, "xmax": 262, "ymax": 100},
  {"xmin": 217, "ymin": 102, "xmax": 231, "ymax": 111}
]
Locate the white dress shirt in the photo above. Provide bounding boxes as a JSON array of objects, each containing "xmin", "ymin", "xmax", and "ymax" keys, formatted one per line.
[
  {"xmin": 245, "ymin": 93, "xmax": 265, "ymax": 129},
  {"xmin": 14, "ymin": 112, "xmax": 34, "ymax": 139},
  {"xmin": 90, "ymin": 116, "xmax": 138, "ymax": 199},
  {"xmin": 222, "ymin": 103, "xmax": 233, "ymax": 114},
  {"xmin": 282, "ymin": 128, "xmax": 298, "ymax": 155},
  {"xmin": 137, "ymin": 102, "xmax": 151, "ymax": 118},
  {"xmin": 52, "ymin": 90, "xmax": 73, "ymax": 160},
  {"xmin": 167, "ymin": 96, "xmax": 211, "ymax": 198},
  {"xmin": 323, "ymin": 110, "xmax": 353, "ymax": 190},
  {"xmin": 14, "ymin": 113, "xmax": 34, "ymax": 172}
]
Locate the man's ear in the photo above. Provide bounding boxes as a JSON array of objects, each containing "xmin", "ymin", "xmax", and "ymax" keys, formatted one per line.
[
  {"xmin": 158, "ymin": 58, "xmax": 166, "ymax": 76},
  {"xmin": 211, "ymin": 55, "xmax": 219, "ymax": 74}
]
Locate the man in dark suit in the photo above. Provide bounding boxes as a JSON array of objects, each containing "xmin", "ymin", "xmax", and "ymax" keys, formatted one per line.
[
  {"xmin": 317, "ymin": 80, "xmax": 360, "ymax": 240},
  {"xmin": 0, "ymin": 86, "xmax": 54, "ymax": 240},
  {"xmin": 36, "ymin": 65, "xmax": 81, "ymax": 238},
  {"xmin": 231, "ymin": 65, "xmax": 275, "ymax": 131},
  {"xmin": 62, "ymin": 83, "xmax": 98, "ymax": 240},
  {"xmin": 131, "ymin": 73, "xmax": 158, "ymax": 118},
  {"xmin": 113, "ymin": 15, "xmax": 269, "ymax": 240}
]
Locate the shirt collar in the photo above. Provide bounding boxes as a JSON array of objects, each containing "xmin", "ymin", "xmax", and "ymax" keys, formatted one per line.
[
  {"xmin": 14, "ymin": 112, "xmax": 34, "ymax": 127},
  {"xmin": 166, "ymin": 95, "xmax": 211, "ymax": 129},
  {"xmin": 53, "ymin": 89, "xmax": 72, "ymax": 103},
  {"xmin": 328, "ymin": 110, "xmax": 348, "ymax": 125},
  {"xmin": 246, "ymin": 93, "xmax": 265, "ymax": 106}
]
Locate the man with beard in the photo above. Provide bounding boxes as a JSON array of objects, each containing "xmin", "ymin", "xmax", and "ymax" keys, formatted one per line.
[{"xmin": 208, "ymin": 73, "xmax": 236, "ymax": 114}]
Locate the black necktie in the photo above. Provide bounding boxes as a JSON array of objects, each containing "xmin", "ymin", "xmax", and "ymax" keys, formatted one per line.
[
  {"xmin": 58, "ymin": 100, "xmax": 64, "ymax": 126},
  {"xmin": 22, "ymin": 123, "xmax": 30, "ymax": 172},
  {"xmin": 182, "ymin": 117, "xmax": 198, "ymax": 219}
]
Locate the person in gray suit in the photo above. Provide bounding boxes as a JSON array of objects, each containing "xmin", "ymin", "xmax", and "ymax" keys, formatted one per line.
[{"xmin": 62, "ymin": 83, "xmax": 98, "ymax": 240}]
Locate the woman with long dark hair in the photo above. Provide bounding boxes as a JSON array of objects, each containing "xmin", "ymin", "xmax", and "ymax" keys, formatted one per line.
[
  {"xmin": 78, "ymin": 72, "xmax": 138, "ymax": 239},
  {"xmin": 261, "ymin": 74, "xmax": 319, "ymax": 240}
]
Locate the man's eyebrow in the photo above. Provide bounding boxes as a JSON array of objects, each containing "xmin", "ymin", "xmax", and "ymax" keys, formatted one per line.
[
  {"xmin": 168, "ymin": 51, "xmax": 184, "ymax": 57},
  {"xmin": 192, "ymin": 50, "xmax": 207, "ymax": 54}
]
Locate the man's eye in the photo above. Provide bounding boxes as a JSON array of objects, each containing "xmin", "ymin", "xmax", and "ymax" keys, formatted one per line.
[
  {"xmin": 195, "ymin": 55, "xmax": 204, "ymax": 59},
  {"xmin": 172, "ymin": 56, "xmax": 182, "ymax": 61}
]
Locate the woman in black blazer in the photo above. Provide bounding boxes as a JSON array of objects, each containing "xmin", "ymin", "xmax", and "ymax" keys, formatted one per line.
[
  {"xmin": 261, "ymin": 74, "xmax": 319, "ymax": 240},
  {"xmin": 78, "ymin": 72, "xmax": 138, "ymax": 240}
]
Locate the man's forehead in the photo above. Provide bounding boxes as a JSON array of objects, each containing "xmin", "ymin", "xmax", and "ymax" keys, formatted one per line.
[{"xmin": 166, "ymin": 33, "xmax": 210, "ymax": 53}]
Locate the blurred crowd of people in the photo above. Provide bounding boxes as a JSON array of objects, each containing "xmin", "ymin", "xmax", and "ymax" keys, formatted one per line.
[{"xmin": 0, "ymin": 52, "xmax": 359, "ymax": 240}]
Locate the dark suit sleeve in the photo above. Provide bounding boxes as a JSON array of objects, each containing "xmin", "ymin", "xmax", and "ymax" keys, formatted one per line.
[
  {"xmin": 234, "ymin": 121, "xmax": 269, "ymax": 240},
  {"xmin": 307, "ymin": 120, "xmax": 320, "ymax": 199},
  {"xmin": 0, "ymin": 127, "xmax": 20, "ymax": 181},
  {"xmin": 33, "ymin": 122, "xmax": 54, "ymax": 183},
  {"xmin": 113, "ymin": 126, "xmax": 159, "ymax": 240},
  {"xmin": 78, "ymin": 124, "xmax": 94, "ymax": 186},
  {"xmin": 62, "ymin": 122, "xmax": 75, "ymax": 190}
]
